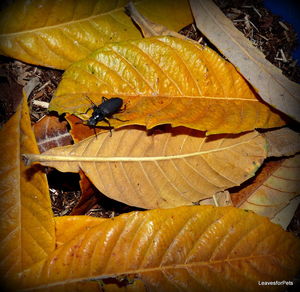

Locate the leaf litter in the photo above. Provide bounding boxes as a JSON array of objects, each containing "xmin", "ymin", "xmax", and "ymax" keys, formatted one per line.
[{"xmin": 0, "ymin": 2, "xmax": 299, "ymax": 231}]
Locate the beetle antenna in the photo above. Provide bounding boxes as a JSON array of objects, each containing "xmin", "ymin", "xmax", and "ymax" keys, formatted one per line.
[{"xmin": 85, "ymin": 95, "xmax": 97, "ymax": 107}]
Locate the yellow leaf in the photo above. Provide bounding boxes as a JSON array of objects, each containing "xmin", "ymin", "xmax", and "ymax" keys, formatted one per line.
[
  {"xmin": 190, "ymin": 0, "xmax": 300, "ymax": 123},
  {"xmin": 126, "ymin": 2, "xmax": 185, "ymax": 39},
  {"xmin": 232, "ymin": 155, "xmax": 300, "ymax": 220},
  {"xmin": 0, "ymin": 96, "xmax": 55, "ymax": 288},
  {"xmin": 24, "ymin": 127, "xmax": 267, "ymax": 209},
  {"xmin": 0, "ymin": 0, "xmax": 193, "ymax": 69},
  {"xmin": 51, "ymin": 36, "xmax": 284, "ymax": 134},
  {"xmin": 55, "ymin": 216, "xmax": 106, "ymax": 248},
  {"xmin": 22, "ymin": 206, "xmax": 300, "ymax": 291}
]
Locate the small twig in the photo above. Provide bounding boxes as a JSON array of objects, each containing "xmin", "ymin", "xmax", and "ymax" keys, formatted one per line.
[
  {"xmin": 36, "ymin": 80, "xmax": 51, "ymax": 92},
  {"xmin": 257, "ymin": 33, "xmax": 269, "ymax": 41},
  {"xmin": 252, "ymin": 7, "xmax": 262, "ymax": 18},
  {"xmin": 32, "ymin": 100, "xmax": 49, "ymax": 108},
  {"xmin": 280, "ymin": 49, "xmax": 288, "ymax": 63},
  {"xmin": 278, "ymin": 21, "xmax": 289, "ymax": 31}
]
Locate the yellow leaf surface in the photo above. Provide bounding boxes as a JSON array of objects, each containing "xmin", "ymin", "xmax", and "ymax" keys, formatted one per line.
[
  {"xmin": 0, "ymin": 97, "xmax": 55, "ymax": 288},
  {"xmin": 232, "ymin": 155, "xmax": 300, "ymax": 219},
  {"xmin": 0, "ymin": 0, "xmax": 192, "ymax": 69},
  {"xmin": 190, "ymin": 0, "xmax": 300, "ymax": 122},
  {"xmin": 51, "ymin": 36, "xmax": 284, "ymax": 134},
  {"xmin": 24, "ymin": 127, "xmax": 268, "ymax": 209},
  {"xmin": 22, "ymin": 206, "xmax": 300, "ymax": 291}
]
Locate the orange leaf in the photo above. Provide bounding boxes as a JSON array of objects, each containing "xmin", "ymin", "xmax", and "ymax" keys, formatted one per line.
[
  {"xmin": 70, "ymin": 171, "xmax": 100, "ymax": 215},
  {"xmin": 65, "ymin": 113, "xmax": 103, "ymax": 142},
  {"xmin": 51, "ymin": 36, "xmax": 285, "ymax": 134},
  {"xmin": 22, "ymin": 206, "xmax": 300, "ymax": 291},
  {"xmin": 0, "ymin": 96, "xmax": 55, "ymax": 289}
]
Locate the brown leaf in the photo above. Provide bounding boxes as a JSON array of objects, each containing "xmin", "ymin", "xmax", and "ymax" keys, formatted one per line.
[
  {"xmin": 70, "ymin": 171, "xmax": 100, "ymax": 215},
  {"xmin": 190, "ymin": 0, "xmax": 300, "ymax": 122},
  {"xmin": 231, "ymin": 155, "xmax": 300, "ymax": 219},
  {"xmin": 65, "ymin": 113, "xmax": 103, "ymax": 143},
  {"xmin": 263, "ymin": 127, "xmax": 300, "ymax": 157},
  {"xmin": 33, "ymin": 115, "xmax": 73, "ymax": 153},
  {"xmin": 23, "ymin": 127, "xmax": 268, "ymax": 209}
]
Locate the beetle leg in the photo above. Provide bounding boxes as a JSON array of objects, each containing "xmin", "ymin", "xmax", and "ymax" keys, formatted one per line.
[
  {"xmin": 111, "ymin": 116, "xmax": 129, "ymax": 122},
  {"xmin": 93, "ymin": 127, "xmax": 98, "ymax": 139},
  {"xmin": 103, "ymin": 118, "xmax": 113, "ymax": 137}
]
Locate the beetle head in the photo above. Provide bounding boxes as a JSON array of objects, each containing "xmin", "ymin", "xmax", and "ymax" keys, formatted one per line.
[{"xmin": 86, "ymin": 112, "xmax": 104, "ymax": 126}]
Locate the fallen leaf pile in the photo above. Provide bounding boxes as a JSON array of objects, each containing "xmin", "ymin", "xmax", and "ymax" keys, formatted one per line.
[{"xmin": 0, "ymin": 0, "xmax": 300, "ymax": 291}]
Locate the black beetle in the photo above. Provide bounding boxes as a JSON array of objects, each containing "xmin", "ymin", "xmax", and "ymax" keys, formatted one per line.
[{"xmin": 81, "ymin": 96, "xmax": 126, "ymax": 136}]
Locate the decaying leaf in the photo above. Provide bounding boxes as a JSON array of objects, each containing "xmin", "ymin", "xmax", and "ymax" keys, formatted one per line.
[
  {"xmin": 65, "ymin": 113, "xmax": 103, "ymax": 143},
  {"xmin": 22, "ymin": 206, "xmax": 300, "ymax": 291},
  {"xmin": 231, "ymin": 155, "xmax": 300, "ymax": 220},
  {"xmin": 199, "ymin": 190, "xmax": 232, "ymax": 207},
  {"xmin": 263, "ymin": 127, "xmax": 300, "ymax": 157},
  {"xmin": 70, "ymin": 171, "xmax": 100, "ymax": 215},
  {"xmin": 0, "ymin": 97, "xmax": 55, "ymax": 288},
  {"xmin": 33, "ymin": 115, "xmax": 73, "ymax": 153},
  {"xmin": 126, "ymin": 2, "xmax": 185, "ymax": 39},
  {"xmin": 190, "ymin": 0, "xmax": 300, "ymax": 122},
  {"xmin": 0, "ymin": 0, "xmax": 192, "ymax": 69},
  {"xmin": 23, "ymin": 127, "xmax": 268, "ymax": 209},
  {"xmin": 272, "ymin": 196, "xmax": 300, "ymax": 230},
  {"xmin": 51, "ymin": 36, "xmax": 285, "ymax": 135}
]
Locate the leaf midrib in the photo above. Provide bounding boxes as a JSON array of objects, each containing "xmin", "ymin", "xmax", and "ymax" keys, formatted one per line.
[
  {"xmin": 26, "ymin": 133, "xmax": 263, "ymax": 163},
  {"xmin": 21, "ymin": 253, "xmax": 285, "ymax": 291}
]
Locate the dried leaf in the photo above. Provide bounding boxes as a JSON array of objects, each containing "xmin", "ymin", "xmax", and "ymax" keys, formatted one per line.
[
  {"xmin": 0, "ymin": 96, "xmax": 55, "ymax": 288},
  {"xmin": 0, "ymin": 0, "xmax": 193, "ymax": 69},
  {"xmin": 126, "ymin": 2, "xmax": 185, "ymax": 39},
  {"xmin": 51, "ymin": 36, "xmax": 285, "ymax": 135},
  {"xmin": 65, "ymin": 113, "xmax": 103, "ymax": 143},
  {"xmin": 33, "ymin": 115, "xmax": 73, "ymax": 153},
  {"xmin": 24, "ymin": 127, "xmax": 268, "ymax": 209},
  {"xmin": 231, "ymin": 154, "xmax": 300, "ymax": 221},
  {"xmin": 70, "ymin": 171, "xmax": 100, "ymax": 215},
  {"xmin": 272, "ymin": 196, "xmax": 300, "ymax": 229},
  {"xmin": 190, "ymin": 0, "xmax": 300, "ymax": 122},
  {"xmin": 199, "ymin": 190, "xmax": 233, "ymax": 207},
  {"xmin": 263, "ymin": 127, "xmax": 300, "ymax": 157},
  {"xmin": 22, "ymin": 206, "xmax": 300, "ymax": 291}
]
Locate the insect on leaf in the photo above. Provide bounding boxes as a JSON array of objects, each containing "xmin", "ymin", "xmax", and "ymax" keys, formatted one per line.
[
  {"xmin": 51, "ymin": 36, "xmax": 285, "ymax": 135},
  {"xmin": 21, "ymin": 206, "xmax": 300, "ymax": 291},
  {"xmin": 0, "ymin": 0, "xmax": 193, "ymax": 69},
  {"xmin": 24, "ymin": 127, "xmax": 268, "ymax": 209},
  {"xmin": 0, "ymin": 96, "xmax": 55, "ymax": 289}
]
